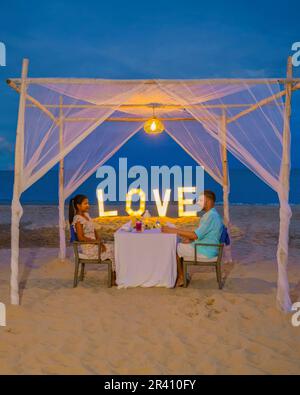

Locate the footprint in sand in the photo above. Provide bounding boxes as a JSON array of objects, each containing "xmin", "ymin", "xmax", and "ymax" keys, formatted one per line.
[
  {"xmin": 204, "ymin": 298, "xmax": 223, "ymax": 319},
  {"xmin": 205, "ymin": 298, "xmax": 215, "ymax": 306}
]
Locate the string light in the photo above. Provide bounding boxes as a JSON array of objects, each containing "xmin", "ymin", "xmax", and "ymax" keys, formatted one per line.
[{"xmin": 97, "ymin": 187, "xmax": 197, "ymax": 218}]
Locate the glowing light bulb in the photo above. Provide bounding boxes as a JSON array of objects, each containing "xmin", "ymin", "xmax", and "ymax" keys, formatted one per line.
[
  {"xmin": 150, "ymin": 121, "xmax": 157, "ymax": 131},
  {"xmin": 144, "ymin": 117, "xmax": 164, "ymax": 135}
]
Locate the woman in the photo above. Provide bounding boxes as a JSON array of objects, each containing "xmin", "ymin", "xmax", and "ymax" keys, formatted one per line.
[{"xmin": 69, "ymin": 194, "xmax": 115, "ymax": 281}]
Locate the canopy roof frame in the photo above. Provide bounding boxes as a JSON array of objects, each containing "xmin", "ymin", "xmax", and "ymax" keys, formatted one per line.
[
  {"xmin": 7, "ymin": 78, "xmax": 300, "ymax": 127},
  {"xmin": 8, "ymin": 77, "xmax": 300, "ymax": 85},
  {"xmin": 8, "ymin": 58, "xmax": 297, "ymax": 313}
]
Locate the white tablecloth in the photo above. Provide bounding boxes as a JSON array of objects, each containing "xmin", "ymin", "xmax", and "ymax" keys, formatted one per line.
[{"xmin": 114, "ymin": 228, "xmax": 177, "ymax": 288}]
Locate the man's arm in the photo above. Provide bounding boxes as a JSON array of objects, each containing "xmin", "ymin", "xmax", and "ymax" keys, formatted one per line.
[
  {"xmin": 161, "ymin": 226, "xmax": 198, "ymax": 241},
  {"xmin": 162, "ymin": 214, "xmax": 214, "ymax": 241}
]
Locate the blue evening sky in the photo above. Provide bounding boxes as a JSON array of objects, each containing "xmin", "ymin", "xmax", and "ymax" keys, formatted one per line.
[{"xmin": 0, "ymin": 0, "xmax": 299, "ymax": 171}]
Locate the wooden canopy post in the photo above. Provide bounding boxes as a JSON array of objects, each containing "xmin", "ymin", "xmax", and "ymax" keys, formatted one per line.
[
  {"xmin": 276, "ymin": 56, "xmax": 293, "ymax": 311},
  {"xmin": 220, "ymin": 110, "xmax": 232, "ymax": 262},
  {"xmin": 220, "ymin": 110, "xmax": 230, "ymax": 225},
  {"xmin": 11, "ymin": 58, "xmax": 28, "ymax": 304},
  {"xmin": 58, "ymin": 96, "xmax": 66, "ymax": 260}
]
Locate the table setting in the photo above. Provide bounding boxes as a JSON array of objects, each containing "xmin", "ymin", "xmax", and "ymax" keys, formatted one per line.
[{"xmin": 114, "ymin": 216, "xmax": 178, "ymax": 288}]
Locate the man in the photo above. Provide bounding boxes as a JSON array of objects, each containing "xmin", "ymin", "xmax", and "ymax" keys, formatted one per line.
[{"xmin": 162, "ymin": 190, "xmax": 223, "ymax": 287}]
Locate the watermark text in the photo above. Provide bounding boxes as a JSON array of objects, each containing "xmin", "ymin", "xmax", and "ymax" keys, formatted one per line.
[
  {"xmin": 0, "ymin": 42, "xmax": 6, "ymax": 66},
  {"xmin": 292, "ymin": 42, "xmax": 300, "ymax": 67}
]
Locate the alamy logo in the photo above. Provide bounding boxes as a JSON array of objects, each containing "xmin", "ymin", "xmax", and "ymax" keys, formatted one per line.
[
  {"xmin": 292, "ymin": 42, "xmax": 300, "ymax": 67},
  {"xmin": 96, "ymin": 158, "xmax": 205, "ymax": 217},
  {"xmin": 0, "ymin": 302, "xmax": 6, "ymax": 326},
  {"xmin": 0, "ymin": 42, "xmax": 6, "ymax": 66},
  {"xmin": 291, "ymin": 302, "xmax": 300, "ymax": 327},
  {"xmin": 96, "ymin": 157, "xmax": 204, "ymax": 202}
]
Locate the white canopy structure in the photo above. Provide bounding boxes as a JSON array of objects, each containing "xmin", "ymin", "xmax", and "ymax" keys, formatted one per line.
[{"xmin": 8, "ymin": 58, "xmax": 300, "ymax": 311}]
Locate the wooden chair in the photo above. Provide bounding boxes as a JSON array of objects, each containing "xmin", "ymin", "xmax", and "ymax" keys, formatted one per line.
[
  {"xmin": 73, "ymin": 240, "xmax": 112, "ymax": 288},
  {"xmin": 181, "ymin": 242, "xmax": 224, "ymax": 289}
]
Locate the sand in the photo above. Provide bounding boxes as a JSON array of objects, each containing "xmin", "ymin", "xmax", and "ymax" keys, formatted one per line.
[{"xmin": 0, "ymin": 205, "xmax": 300, "ymax": 374}]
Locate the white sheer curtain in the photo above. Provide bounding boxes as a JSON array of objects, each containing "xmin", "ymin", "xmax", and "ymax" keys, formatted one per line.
[
  {"xmin": 164, "ymin": 120, "xmax": 223, "ymax": 185},
  {"xmin": 157, "ymin": 80, "xmax": 291, "ymax": 310},
  {"xmin": 10, "ymin": 76, "xmax": 292, "ymax": 311},
  {"xmin": 21, "ymin": 82, "xmax": 149, "ymax": 194},
  {"xmin": 63, "ymin": 121, "xmax": 143, "ymax": 199}
]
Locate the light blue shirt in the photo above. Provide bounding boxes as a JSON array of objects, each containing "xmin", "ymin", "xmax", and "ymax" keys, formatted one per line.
[{"xmin": 193, "ymin": 208, "xmax": 223, "ymax": 258}]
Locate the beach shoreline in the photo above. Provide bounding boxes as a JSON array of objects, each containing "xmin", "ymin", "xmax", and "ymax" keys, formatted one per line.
[{"xmin": 0, "ymin": 204, "xmax": 300, "ymax": 374}]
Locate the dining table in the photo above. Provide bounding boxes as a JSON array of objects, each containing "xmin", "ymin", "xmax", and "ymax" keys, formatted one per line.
[{"xmin": 114, "ymin": 227, "xmax": 178, "ymax": 288}]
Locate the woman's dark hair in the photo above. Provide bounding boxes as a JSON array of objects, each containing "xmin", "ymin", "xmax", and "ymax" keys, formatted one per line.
[{"xmin": 69, "ymin": 194, "xmax": 88, "ymax": 224}]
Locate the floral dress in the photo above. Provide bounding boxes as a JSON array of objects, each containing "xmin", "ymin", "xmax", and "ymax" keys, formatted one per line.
[{"xmin": 72, "ymin": 213, "xmax": 115, "ymax": 270}]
